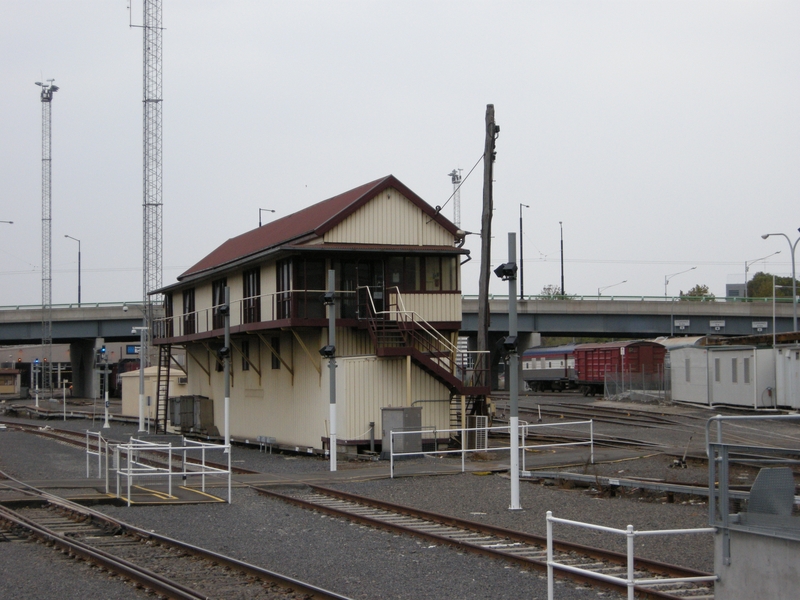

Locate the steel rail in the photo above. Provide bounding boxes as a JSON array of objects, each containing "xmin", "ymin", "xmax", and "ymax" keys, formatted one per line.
[
  {"xmin": 0, "ymin": 471, "xmax": 351, "ymax": 600},
  {"xmin": 254, "ymin": 483, "xmax": 714, "ymax": 600},
  {"xmin": 0, "ymin": 504, "xmax": 206, "ymax": 600}
]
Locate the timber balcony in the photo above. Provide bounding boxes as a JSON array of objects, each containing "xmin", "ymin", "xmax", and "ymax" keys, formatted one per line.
[{"xmin": 152, "ymin": 286, "xmax": 489, "ymax": 397}]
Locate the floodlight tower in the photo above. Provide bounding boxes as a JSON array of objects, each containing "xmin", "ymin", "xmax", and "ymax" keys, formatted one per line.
[
  {"xmin": 141, "ymin": 0, "xmax": 164, "ymax": 367},
  {"xmin": 448, "ymin": 168, "xmax": 462, "ymax": 228},
  {"xmin": 36, "ymin": 79, "xmax": 59, "ymax": 393}
]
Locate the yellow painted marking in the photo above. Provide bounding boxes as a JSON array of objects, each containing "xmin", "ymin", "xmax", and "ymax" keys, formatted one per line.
[
  {"xmin": 178, "ymin": 486, "xmax": 225, "ymax": 501},
  {"xmin": 132, "ymin": 485, "xmax": 177, "ymax": 500}
]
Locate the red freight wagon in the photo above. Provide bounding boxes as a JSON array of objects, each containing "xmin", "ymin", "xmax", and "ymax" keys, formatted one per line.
[{"xmin": 574, "ymin": 340, "xmax": 666, "ymax": 396}]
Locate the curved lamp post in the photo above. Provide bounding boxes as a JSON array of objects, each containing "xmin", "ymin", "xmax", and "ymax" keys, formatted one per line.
[
  {"xmin": 744, "ymin": 250, "xmax": 780, "ymax": 300},
  {"xmin": 664, "ymin": 266, "xmax": 696, "ymax": 298},
  {"xmin": 762, "ymin": 229, "xmax": 800, "ymax": 331},
  {"xmin": 258, "ymin": 208, "xmax": 275, "ymax": 227},
  {"xmin": 598, "ymin": 280, "xmax": 627, "ymax": 297}
]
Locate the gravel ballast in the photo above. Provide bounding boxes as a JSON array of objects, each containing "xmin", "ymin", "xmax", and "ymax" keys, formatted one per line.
[{"xmin": 0, "ymin": 416, "xmax": 717, "ymax": 599}]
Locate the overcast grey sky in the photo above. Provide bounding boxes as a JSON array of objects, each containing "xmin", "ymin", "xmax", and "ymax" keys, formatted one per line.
[{"xmin": 1, "ymin": 1, "xmax": 798, "ymax": 306}]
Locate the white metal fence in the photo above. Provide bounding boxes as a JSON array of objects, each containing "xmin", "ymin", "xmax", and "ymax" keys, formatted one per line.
[
  {"xmin": 546, "ymin": 511, "xmax": 716, "ymax": 600},
  {"xmin": 389, "ymin": 420, "xmax": 594, "ymax": 478},
  {"xmin": 86, "ymin": 432, "xmax": 231, "ymax": 506}
]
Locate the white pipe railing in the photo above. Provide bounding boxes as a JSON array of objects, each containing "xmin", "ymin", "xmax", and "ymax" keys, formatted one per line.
[
  {"xmin": 546, "ymin": 511, "xmax": 716, "ymax": 600},
  {"xmin": 389, "ymin": 421, "xmax": 594, "ymax": 478},
  {"xmin": 112, "ymin": 437, "xmax": 231, "ymax": 506}
]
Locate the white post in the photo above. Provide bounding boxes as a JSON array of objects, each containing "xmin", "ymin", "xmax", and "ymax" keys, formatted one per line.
[
  {"xmin": 626, "ymin": 525, "xmax": 635, "ymax": 600},
  {"xmin": 507, "ymin": 232, "xmax": 521, "ymax": 510},
  {"xmin": 138, "ymin": 325, "xmax": 146, "ymax": 432},
  {"xmin": 546, "ymin": 511, "xmax": 554, "ymax": 600},
  {"xmin": 223, "ymin": 286, "xmax": 231, "ymax": 453},
  {"xmin": 326, "ymin": 270, "xmax": 337, "ymax": 472},
  {"xmin": 102, "ymin": 352, "xmax": 110, "ymax": 429},
  {"xmin": 62, "ymin": 380, "xmax": 66, "ymax": 421}
]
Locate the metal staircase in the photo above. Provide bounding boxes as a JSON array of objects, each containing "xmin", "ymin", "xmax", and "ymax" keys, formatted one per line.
[
  {"xmin": 155, "ymin": 344, "xmax": 171, "ymax": 433},
  {"xmin": 362, "ymin": 287, "xmax": 490, "ymax": 397}
]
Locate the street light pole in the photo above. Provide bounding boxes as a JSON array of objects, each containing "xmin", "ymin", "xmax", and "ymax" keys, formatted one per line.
[
  {"xmin": 519, "ymin": 204, "xmax": 529, "ymax": 300},
  {"xmin": 598, "ymin": 280, "xmax": 627, "ymax": 296},
  {"xmin": 258, "ymin": 208, "xmax": 275, "ymax": 227},
  {"xmin": 64, "ymin": 235, "xmax": 81, "ymax": 305},
  {"xmin": 559, "ymin": 222, "xmax": 564, "ymax": 295},
  {"xmin": 664, "ymin": 266, "xmax": 696, "ymax": 298},
  {"xmin": 744, "ymin": 250, "xmax": 780, "ymax": 300},
  {"xmin": 762, "ymin": 229, "xmax": 800, "ymax": 331}
]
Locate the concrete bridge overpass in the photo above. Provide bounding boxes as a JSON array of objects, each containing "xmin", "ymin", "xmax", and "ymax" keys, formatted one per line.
[
  {"xmin": 2, "ymin": 296, "xmax": 791, "ymax": 347},
  {"xmin": 0, "ymin": 302, "xmax": 161, "ymax": 398},
  {"xmin": 460, "ymin": 295, "xmax": 795, "ymax": 338},
  {"xmin": 0, "ymin": 296, "xmax": 793, "ymax": 397}
]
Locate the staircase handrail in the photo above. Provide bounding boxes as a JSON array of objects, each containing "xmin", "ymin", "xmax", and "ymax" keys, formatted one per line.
[{"xmin": 358, "ymin": 286, "xmax": 489, "ymax": 389}]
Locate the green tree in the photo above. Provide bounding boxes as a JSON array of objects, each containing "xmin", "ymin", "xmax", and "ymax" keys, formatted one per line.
[
  {"xmin": 539, "ymin": 284, "xmax": 563, "ymax": 299},
  {"xmin": 679, "ymin": 284, "xmax": 715, "ymax": 301},
  {"xmin": 747, "ymin": 271, "xmax": 799, "ymax": 299}
]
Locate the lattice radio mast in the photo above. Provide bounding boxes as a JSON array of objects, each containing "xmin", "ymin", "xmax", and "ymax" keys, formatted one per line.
[
  {"xmin": 141, "ymin": 0, "xmax": 163, "ymax": 367},
  {"xmin": 448, "ymin": 168, "xmax": 462, "ymax": 228},
  {"xmin": 36, "ymin": 79, "xmax": 59, "ymax": 393}
]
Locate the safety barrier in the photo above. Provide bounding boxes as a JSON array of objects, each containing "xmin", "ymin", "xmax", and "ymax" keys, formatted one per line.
[
  {"xmin": 389, "ymin": 420, "xmax": 594, "ymax": 478},
  {"xmin": 113, "ymin": 437, "xmax": 231, "ymax": 506},
  {"xmin": 85, "ymin": 430, "xmax": 110, "ymax": 493},
  {"xmin": 545, "ymin": 511, "xmax": 716, "ymax": 600}
]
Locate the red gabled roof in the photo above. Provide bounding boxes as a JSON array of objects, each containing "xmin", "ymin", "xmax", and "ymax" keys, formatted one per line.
[{"xmin": 179, "ymin": 175, "xmax": 459, "ymax": 280}]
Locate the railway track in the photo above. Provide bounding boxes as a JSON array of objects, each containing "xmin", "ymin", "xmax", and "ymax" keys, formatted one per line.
[
  {"xmin": 0, "ymin": 472, "xmax": 349, "ymax": 600},
  {"xmin": 255, "ymin": 483, "xmax": 716, "ymax": 600}
]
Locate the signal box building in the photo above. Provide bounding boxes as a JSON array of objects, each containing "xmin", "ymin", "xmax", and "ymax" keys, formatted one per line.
[{"xmin": 152, "ymin": 175, "xmax": 488, "ymax": 453}]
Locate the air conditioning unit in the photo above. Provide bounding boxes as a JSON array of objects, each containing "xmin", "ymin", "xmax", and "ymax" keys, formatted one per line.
[{"xmin": 178, "ymin": 376, "xmax": 188, "ymax": 385}]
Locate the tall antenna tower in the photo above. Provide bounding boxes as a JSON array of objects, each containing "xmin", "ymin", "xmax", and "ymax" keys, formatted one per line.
[
  {"xmin": 448, "ymin": 168, "xmax": 462, "ymax": 228},
  {"xmin": 36, "ymin": 79, "xmax": 59, "ymax": 392},
  {"xmin": 141, "ymin": 0, "xmax": 163, "ymax": 367}
]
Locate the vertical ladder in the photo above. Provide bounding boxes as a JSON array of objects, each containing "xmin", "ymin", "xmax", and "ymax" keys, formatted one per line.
[{"xmin": 155, "ymin": 344, "xmax": 171, "ymax": 433}]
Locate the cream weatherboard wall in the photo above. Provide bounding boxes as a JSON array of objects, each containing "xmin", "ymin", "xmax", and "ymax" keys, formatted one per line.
[
  {"xmin": 390, "ymin": 291, "xmax": 462, "ymax": 323},
  {"xmin": 324, "ymin": 189, "xmax": 455, "ymax": 247},
  {"xmin": 180, "ymin": 325, "xmax": 452, "ymax": 450},
  {"xmin": 338, "ymin": 355, "xmax": 451, "ymax": 445}
]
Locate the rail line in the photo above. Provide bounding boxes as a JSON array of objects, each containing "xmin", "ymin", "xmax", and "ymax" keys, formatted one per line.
[
  {"xmin": 0, "ymin": 420, "xmax": 261, "ymax": 475},
  {"xmin": 0, "ymin": 471, "xmax": 349, "ymax": 600},
  {"xmin": 254, "ymin": 483, "xmax": 715, "ymax": 600}
]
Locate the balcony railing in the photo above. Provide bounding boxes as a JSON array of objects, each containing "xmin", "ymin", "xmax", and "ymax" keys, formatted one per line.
[{"xmin": 154, "ymin": 289, "xmax": 339, "ymax": 339}]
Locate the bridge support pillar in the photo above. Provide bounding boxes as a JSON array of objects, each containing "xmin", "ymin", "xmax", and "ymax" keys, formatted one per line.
[{"xmin": 70, "ymin": 338, "xmax": 103, "ymax": 399}]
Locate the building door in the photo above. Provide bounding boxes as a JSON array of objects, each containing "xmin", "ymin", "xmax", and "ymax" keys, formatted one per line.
[{"xmin": 338, "ymin": 259, "xmax": 384, "ymax": 319}]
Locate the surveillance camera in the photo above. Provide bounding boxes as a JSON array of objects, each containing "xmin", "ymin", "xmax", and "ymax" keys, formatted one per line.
[{"xmin": 122, "ymin": 305, "xmax": 128, "ymax": 312}]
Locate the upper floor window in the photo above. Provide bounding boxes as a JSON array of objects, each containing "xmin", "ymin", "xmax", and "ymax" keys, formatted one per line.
[
  {"xmin": 163, "ymin": 293, "xmax": 174, "ymax": 337},
  {"xmin": 212, "ymin": 278, "xmax": 227, "ymax": 330},
  {"xmin": 277, "ymin": 258, "xmax": 325, "ymax": 319},
  {"xmin": 183, "ymin": 288, "xmax": 196, "ymax": 335},
  {"xmin": 387, "ymin": 256, "xmax": 458, "ymax": 293},
  {"xmin": 243, "ymin": 268, "xmax": 261, "ymax": 323}
]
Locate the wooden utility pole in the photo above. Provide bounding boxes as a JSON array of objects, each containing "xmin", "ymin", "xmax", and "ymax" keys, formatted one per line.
[{"xmin": 477, "ymin": 104, "xmax": 498, "ymax": 380}]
